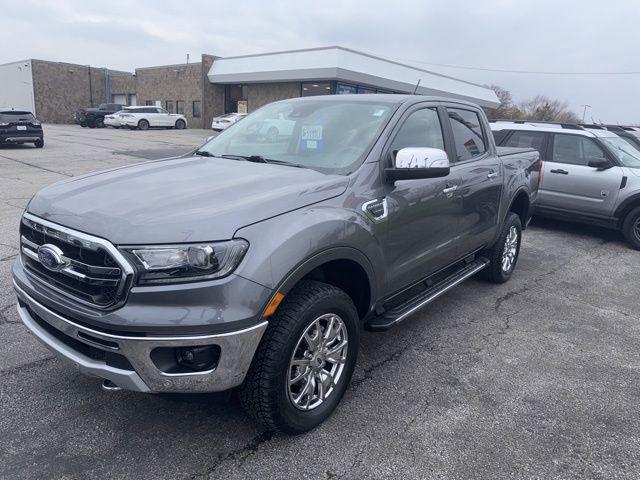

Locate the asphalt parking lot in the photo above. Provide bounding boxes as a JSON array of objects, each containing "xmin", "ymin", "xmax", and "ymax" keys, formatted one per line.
[{"xmin": 1, "ymin": 125, "xmax": 639, "ymax": 479}]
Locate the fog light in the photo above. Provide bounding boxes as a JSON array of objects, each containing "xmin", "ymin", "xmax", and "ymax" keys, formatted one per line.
[{"xmin": 176, "ymin": 346, "xmax": 218, "ymax": 371}]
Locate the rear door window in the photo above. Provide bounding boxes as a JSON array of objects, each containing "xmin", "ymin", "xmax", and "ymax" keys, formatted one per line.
[
  {"xmin": 447, "ymin": 108, "xmax": 486, "ymax": 161},
  {"xmin": 503, "ymin": 131, "xmax": 547, "ymax": 155}
]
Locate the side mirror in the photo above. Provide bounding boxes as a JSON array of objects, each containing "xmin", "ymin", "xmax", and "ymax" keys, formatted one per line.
[
  {"xmin": 587, "ymin": 158, "xmax": 612, "ymax": 169},
  {"xmin": 385, "ymin": 148, "xmax": 450, "ymax": 181}
]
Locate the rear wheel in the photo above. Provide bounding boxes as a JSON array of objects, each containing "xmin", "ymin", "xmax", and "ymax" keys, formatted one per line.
[
  {"xmin": 622, "ymin": 206, "xmax": 640, "ymax": 250},
  {"xmin": 95, "ymin": 118, "xmax": 105, "ymax": 128},
  {"xmin": 175, "ymin": 119, "xmax": 186, "ymax": 130},
  {"xmin": 239, "ymin": 280, "xmax": 359, "ymax": 434},
  {"xmin": 138, "ymin": 119, "xmax": 149, "ymax": 131},
  {"xmin": 479, "ymin": 212, "xmax": 522, "ymax": 283},
  {"xmin": 34, "ymin": 139, "xmax": 44, "ymax": 148}
]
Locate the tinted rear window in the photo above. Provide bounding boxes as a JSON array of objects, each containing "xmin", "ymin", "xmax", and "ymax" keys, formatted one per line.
[{"xmin": 0, "ymin": 112, "xmax": 35, "ymax": 122}]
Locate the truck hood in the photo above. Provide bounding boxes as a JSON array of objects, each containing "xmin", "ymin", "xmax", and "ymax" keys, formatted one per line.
[{"xmin": 27, "ymin": 156, "xmax": 349, "ymax": 244}]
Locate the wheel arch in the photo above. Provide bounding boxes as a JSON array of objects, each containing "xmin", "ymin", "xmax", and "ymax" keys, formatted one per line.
[
  {"xmin": 274, "ymin": 247, "xmax": 376, "ymax": 321},
  {"xmin": 615, "ymin": 193, "xmax": 640, "ymax": 228},
  {"xmin": 507, "ymin": 188, "xmax": 531, "ymax": 229}
]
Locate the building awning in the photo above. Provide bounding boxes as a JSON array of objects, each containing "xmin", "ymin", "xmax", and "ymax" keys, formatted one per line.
[{"xmin": 207, "ymin": 46, "xmax": 499, "ymax": 108}]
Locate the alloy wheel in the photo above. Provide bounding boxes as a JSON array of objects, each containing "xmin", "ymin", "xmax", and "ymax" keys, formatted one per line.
[
  {"xmin": 501, "ymin": 225, "xmax": 519, "ymax": 273},
  {"xmin": 287, "ymin": 313, "xmax": 348, "ymax": 411}
]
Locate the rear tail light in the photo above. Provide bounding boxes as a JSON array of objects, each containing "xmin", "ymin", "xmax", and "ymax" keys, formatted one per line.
[
  {"xmin": 536, "ymin": 159, "xmax": 543, "ymax": 191},
  {"xmin": 0, "ymin": 122, "xmax": 9, "ymax": 126}
]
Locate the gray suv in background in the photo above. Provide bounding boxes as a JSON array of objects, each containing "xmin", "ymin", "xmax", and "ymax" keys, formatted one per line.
[
  {"xmin": 492, "ymin": 121, "xmax": 640, "ymax": 249},
  {"xmin": 13, "ymin": 95, "xmax": 540, "ymax": 433}
]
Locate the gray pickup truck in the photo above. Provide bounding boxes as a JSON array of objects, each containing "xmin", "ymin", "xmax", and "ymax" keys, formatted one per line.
[{"xmin": 13, "ymin": 95, "xmax": 540, "ymax": 433}]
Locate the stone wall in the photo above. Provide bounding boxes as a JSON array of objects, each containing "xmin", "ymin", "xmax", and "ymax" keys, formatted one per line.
[
  {"xmin": 247, "ymin": 82, "xmax": 301, "ymax": 112},
  {"xmin": 201, "ymin": 54, "xmax": 225, "ymax": 128},
  {"xmin": 31, "ymin": 60, "xmax": 134, "ymax": 123},
  {"xmin": 135, "ymin": 61, "xmax": 206, "ymax": 128}
]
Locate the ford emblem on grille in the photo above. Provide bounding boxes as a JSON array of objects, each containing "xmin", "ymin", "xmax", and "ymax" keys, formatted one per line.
[{"xmin": 37, "ymin": 244, "xmax": 68, "ymax": 272}]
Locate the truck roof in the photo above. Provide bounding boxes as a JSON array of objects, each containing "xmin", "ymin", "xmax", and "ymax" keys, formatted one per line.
[{"xmin": 274, "ymin": 93, "xmax": 483, "ymax": 109}]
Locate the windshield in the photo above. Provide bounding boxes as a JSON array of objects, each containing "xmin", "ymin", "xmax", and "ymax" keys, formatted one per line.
[
  {"xmin": 197, "ymin": 99, "xmax": 397, "ymax": 175},
  {"xmin": 0, "ymin": 112, "xmax": 35, "ymax": 122},
  {"xmin": 601, "ymin": 137, "xmax": 640, "ymax": 168}
]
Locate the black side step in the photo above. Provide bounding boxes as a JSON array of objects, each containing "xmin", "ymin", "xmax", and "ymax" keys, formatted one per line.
[{"xmin": 365, "ymin": 257, "xmax": 489, "ymax": 332}]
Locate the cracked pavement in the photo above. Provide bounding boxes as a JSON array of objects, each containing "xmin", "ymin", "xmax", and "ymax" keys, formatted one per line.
[{"xmin": 1, "ymin": 125, "xmax": 640, "ymax": 479}]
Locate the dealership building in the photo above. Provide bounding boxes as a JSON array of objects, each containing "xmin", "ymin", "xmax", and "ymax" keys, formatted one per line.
[{"xmin": 0, "ymin": 46, "xmax": 498, "ymax": 128}]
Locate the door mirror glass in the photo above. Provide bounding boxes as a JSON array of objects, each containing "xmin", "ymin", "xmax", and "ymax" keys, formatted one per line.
[
  {"xmin": 587, "ymin": 158, "xmax": 612, "ymax": 169},
  {"xmin": 386, "ymin": 147, "xmax": 450, "ymax": 181}
]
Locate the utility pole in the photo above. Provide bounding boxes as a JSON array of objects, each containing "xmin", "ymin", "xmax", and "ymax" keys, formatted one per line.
[{"xmin": 581, "ymin": 104, "xmax": 591, "ymax": 123}]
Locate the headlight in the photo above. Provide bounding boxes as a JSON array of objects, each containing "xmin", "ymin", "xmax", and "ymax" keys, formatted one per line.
[{"xmin": 123, "ymin": 239, "xmax": 248, "ymax": 285}]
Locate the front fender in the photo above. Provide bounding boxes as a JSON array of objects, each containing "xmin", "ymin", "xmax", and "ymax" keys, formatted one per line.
[{"xmin": 233, "ymin": 202, "xmax": 384, "ymax": 310}]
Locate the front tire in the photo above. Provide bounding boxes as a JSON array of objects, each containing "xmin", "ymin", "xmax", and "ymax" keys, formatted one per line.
[
  {"xmin": 479, "ymin": 212, "xmax": 522, "ymax": 283},
  {"xmin": 95, "ymin": 118, "xmax": 105, "ymax": 128},
  {"xmin": 239, "ymin": 280, "xmax": 359, "ymax": 434},
  {"xmin": 622, "ymin": 206, "xmax": 640, "ymax": 250},
  {"xmin": 175, "ymin": 119, "xmax": 186, "ymax": 130}
]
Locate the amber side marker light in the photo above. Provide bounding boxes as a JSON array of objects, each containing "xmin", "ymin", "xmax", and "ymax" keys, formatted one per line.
[{"xmin": 263, "ymin": 292, "xmax": 285, "ymax": 317}]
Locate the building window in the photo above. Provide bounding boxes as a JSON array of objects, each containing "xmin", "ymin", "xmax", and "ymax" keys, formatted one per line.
[
  {"xmin": 301, "ymin": 82, "xmax": 332, "ymax": 97},
  {"xmin": 165, "ymin": 100, "xmax": 175, "ymax": 113},
  {"xmin": 176, "ymin": 100, "xmax": 185, "ymax": 115},
  {"xmin": 145, "ymin": 100, "xmax": 153, "ymax": 106},
  {"xmin": 128, "ymin": 94, "xmax": 137, "ymax": 106},
  {"xmin": 336, "ymin": 83, "xmax": 358, "ymax": 95},
  {"xmin": 192, "ymin": 101, "xmax": 201, "ymax": 118}
]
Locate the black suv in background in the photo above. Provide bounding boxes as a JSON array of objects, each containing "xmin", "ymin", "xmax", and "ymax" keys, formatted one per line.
[
  {"xmin": 74, "ymin": 103, "xmax": 124, "ymax": 128},
  {"xmin": 0, "ymin": 109, "xmax": 44, "ymax": 148}
]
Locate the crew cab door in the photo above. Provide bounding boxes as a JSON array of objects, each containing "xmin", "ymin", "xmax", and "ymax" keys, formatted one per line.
[
  {"xmin": 445, "ymin": 107, "xmax": 502, "ymax": 254},
  {"xmin": 540, "ymin": 133, "xmax": 623, "ymax": 216},
  {"xmin": 380, "ymin": 106, "xmax": 462, "ymax": 293}
]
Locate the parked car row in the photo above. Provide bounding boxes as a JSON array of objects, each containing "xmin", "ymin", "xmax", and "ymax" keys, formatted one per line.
[
  {"xmin": 104, "ymin": 106, "xmax": 187, "ymax": 130},
  {"xmin": 75, "ymin": 104, "xmax": 188, "ymax": 130},
  {"xmin": 491, "ymin": 120, "xmax": 640, "ymax": 249}
]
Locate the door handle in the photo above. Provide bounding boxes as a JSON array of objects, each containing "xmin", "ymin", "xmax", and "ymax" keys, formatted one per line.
[
  {"xmin": 487, "ymin": 170, "xmax": 498, "ymax": 179},
  {"xmin": 550, "ymin": 169, "xmax": 569, "ymax": 175},
  {"xmin": 443, "ymin": 185, "xmax": 458, "ymax": 197}
]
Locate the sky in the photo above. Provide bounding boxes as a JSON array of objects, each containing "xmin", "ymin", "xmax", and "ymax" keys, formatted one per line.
[{"xmin": 1, "ymin": 0, "xmax": 639, "ymax": 123}]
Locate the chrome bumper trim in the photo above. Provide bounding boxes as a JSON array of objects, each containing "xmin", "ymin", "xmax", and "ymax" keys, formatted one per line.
[{"xmin": 14, "ymin": 281, "xmax": 268, "ymax": 393}]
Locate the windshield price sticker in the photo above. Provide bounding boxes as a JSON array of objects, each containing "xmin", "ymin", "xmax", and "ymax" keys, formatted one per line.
[
  {"xmin": 301, "ymin": 125, "xmax": 323, "ymax": 151},
  {"xmin": 301, "ymin": 125, "xmax": 323, "ymax": 140}
]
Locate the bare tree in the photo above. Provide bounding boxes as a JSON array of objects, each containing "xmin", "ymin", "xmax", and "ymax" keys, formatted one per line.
[
  {"xmin": 518, "ymin": 95, "xmax": 580, "ymax": 123},
  {"xmin": 483, "ymin": 85, "xmax": 580, "ymax": 124},
  {"xmin": 483, "ymin": 85, "xmax": 522, "ymax": 120}
]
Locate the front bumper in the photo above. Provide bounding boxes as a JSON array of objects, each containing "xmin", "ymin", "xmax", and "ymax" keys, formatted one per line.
[{"xmin": 14, "ymin": 281, "xmax": 268, "ymax": 393}]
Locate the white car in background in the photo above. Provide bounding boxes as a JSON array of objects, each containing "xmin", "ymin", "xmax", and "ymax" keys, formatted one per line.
[
  {"xmin": 211, "ymin": 113, "xmax": 246, "ymax": 131},
  {"xmin": 106, "ymin": 106, "xmax": 188, "ymax": 130}
]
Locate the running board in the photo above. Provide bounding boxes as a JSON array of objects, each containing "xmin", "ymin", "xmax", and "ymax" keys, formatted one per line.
[{"xmin": 365, "ymin": 257, "xmax": 489, "ymax": 332}]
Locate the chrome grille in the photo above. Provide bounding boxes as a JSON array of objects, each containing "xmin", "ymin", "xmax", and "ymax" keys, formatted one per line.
[{"xmin": 19, "ymin": 213, "xmax": 133, "ymax": 309}]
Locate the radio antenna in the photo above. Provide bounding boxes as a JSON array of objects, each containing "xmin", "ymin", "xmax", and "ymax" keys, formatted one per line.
[{"xmin": 412, "ymin": 79, "xmax": 421, "ymax": 95}]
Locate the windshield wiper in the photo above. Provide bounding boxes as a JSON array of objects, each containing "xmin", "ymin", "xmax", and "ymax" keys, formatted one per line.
[
  {"xmin": 195, "ymin": 150, "xmax": 214, "ymax": 157},
  {"xmin": 222, "ymin": 154, "xmax": 309, "ymax": 169},
  {"xmin": 220, "ymin": 154, "xmax": 269, "ymax": 163}
]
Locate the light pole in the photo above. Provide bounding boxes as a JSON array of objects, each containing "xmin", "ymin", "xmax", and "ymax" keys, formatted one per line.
[{"xmin": 581, "ymin": 104, "xmax": 591, "ymax": 123}]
